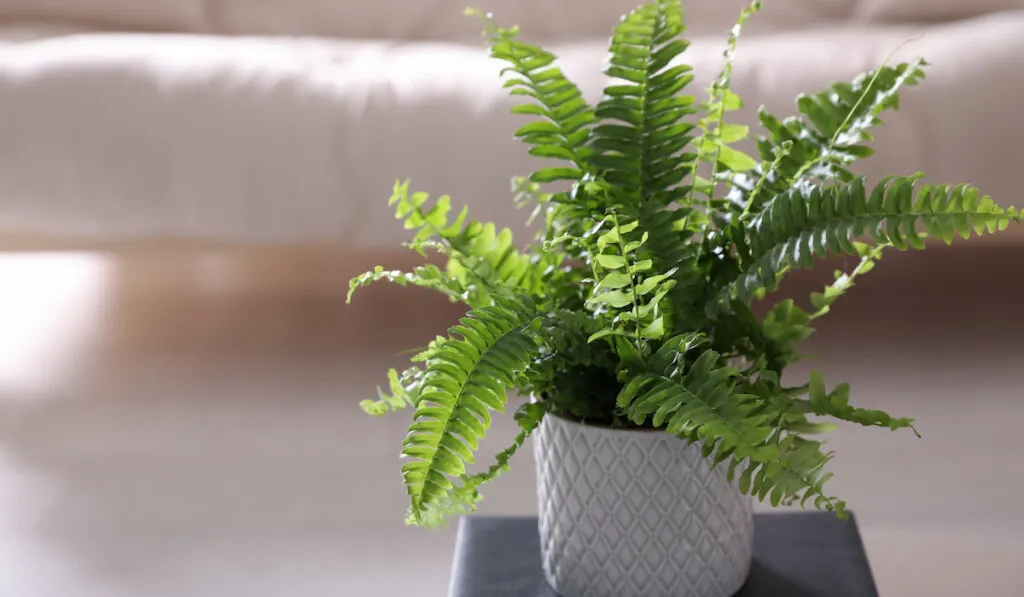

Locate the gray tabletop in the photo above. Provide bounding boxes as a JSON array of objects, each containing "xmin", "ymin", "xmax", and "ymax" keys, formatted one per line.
[{"xmin": 449, "ymin": 513, "xmax": 878, "ymax": 597}]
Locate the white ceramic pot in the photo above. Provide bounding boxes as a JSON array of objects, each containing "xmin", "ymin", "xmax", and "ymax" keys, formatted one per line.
[{"xmin": 534, "ymin": 413, "xmax": 754, "ymax": 597}]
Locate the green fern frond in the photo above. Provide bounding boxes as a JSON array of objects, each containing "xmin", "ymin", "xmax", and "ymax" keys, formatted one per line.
[
  {"xmin": 444, "ymin": 220, "xmax": 553, "ymax": 296},
  {"xmin": 793, "ymin": 59, "xmax": 926, "ymax": 171},
  {"xmin": 690, "ymin": 0, "xmax": 762, "ymax": 190},
  {"xmin": 586, "ymin": 215, "xmax": 678, "ymax": 355},
  {"xmin": 807, "ymin": 242, "xmax": 884, "ymax": 319},
  {"xmin": 520, "ymin": 310, "xmax": 622, "ymax": 422},
  {"xmin": 468, "ymin": 9, "xmax": 594, "ymax": 183},
  {"xmin": 729, "ymin": 175, "xmax": 1018, "ymax": 301},
  {"xmin": 387, "ymin": 179, "xmax": 466, "ymax": 248},
  {"xmin": 727, "ymin": 371, "xmax": 848, "ymax": 512},
  {"xmin": 761, "ymin": 299, "xmax": 813, "ymax": 370},
  {"xmin": 739, "ymin": 59, "xmax": 927, "ymax": 214},
  {"xmin": 531, "ymin": 310, "xmax": 614, "ymax": 375},
  {"xmin": 412, "ymin": 402, "xmax": 547, "ymax": 527},
  {"xmin": 618, "ymin": 344, "xmax": 774, "ymax": 460},
  {"xmin": 510, "ymin": 176, "xmax": 555, "ymax": 237},
  {"xmin": 402, "ymin": 296, "xmax": 541, "ymax": 524},
  {"xmin": 380, "ymin": 179, "xmax": 555, "ymax": 303},
  {"xmin": 589, "ymin": 0, "xmax": 696, "ymax": 206},
  {"xmin": 748, "ymin": 436, "xmax": 846, "ymax": 514},
  {"xmin": 805, "ymin": 372, "xmax": 918, "ymax": 434},
  {"xmin": 638, "ymin": 201, "xmax": 707, "ymax": 326},
  {"xmin": 617, "ymin": 340, "xmax": 862, "ymax": 514},
  {"xmin": 360, "ymin": 367, "xmax": 424, "ymax": 416},
  {"xmin": 347, "ymin": 264, "xmax": 467, "ymax": 305},
  {"xmin": 758, "ymin": 242, "xmax": 883, "ymax": 368},
  {"xmin": 676, "ymin": 1, "xmax": 763, "ymax": 320}
]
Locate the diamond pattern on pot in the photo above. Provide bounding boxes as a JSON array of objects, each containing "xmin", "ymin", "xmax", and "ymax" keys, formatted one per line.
[{"xmin": 534, "ymin": 414, "xmax": 754, "ymax": 597}]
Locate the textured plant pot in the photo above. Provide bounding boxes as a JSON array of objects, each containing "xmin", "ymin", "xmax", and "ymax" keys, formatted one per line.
[{"xmin": 534, "ymin": 413, "xmax": 754, "ymax": 597}]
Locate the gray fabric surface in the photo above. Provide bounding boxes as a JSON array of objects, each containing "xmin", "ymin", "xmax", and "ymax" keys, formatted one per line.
[{"xmin": 449, "ymin": 513, "xmax": 879, "ymax": 597}]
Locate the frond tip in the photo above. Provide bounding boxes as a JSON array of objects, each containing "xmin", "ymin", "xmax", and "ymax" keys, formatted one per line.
[{"xmin": 411, "ymin": 402, "xmax": 547, "ymax": 527}]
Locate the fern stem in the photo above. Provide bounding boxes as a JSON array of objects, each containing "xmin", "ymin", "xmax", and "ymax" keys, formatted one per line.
[
  {"xmin": 612, "ymin": 214, "xmax": 646, "ymax": 361},
  {"xmin": 741, "ymin": 141, "xmax": 793, "ymax": 218},
  {"xmin": 808, "ymin": 246, "xmax": 883, "ymax": 320},
  {"xmin": 685, "ymin": 0, "xmax": 761, "ymax": 240},
  {"xmin": 704, "ymin": 1, "xmax": 761, "ymax": 188}
]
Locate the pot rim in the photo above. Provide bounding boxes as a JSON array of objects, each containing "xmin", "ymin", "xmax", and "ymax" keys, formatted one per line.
[
  {"xmin": 530, "ymin": 394, "xmax": 666, "ymax": 435},
  {"xmin": 541, "ymin": 409, "xmax": 667, "ymax": 435}
]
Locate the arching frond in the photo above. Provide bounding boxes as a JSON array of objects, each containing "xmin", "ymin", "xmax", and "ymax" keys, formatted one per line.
[
  {"xmin": 413, "ymin": 402, "xmax": 548, "ymax": 527},
  {"xmin": 728, "ymin": 175, "xmax": 1018, "ymax": 301},
  {"xmin": 402, "ymin": 295, "xmax": 541, "ymax": 524},
  {"xmin": 468, "ymin": 9, "xmax": 594, "ymax": 183}
]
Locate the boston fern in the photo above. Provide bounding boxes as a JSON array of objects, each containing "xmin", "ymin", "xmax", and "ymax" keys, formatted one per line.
[{"xmin": 348, "ymin": 0, "xmax": 1019, "ymax": 527}]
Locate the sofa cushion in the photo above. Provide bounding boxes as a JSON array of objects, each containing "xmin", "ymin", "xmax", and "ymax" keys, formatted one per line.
[
  {"xmin": 206, "ymin": 0, "xmax": 856, "ymax": 40},
  {"xmin": 0, "ymin": 0, "xmax": 206, "ymax": 32},
  {"xmin": 1, "ymin": 13, "xmax": 1022, "ymax": 245},
  {"xmin": 857, "ymin": 0, "xmax": 1024, "ymax": 21}
]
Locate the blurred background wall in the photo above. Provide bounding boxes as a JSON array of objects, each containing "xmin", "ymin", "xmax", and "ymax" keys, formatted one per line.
[{"xmin": 0, "ymin": 1, "xmax": 1022, "ymax": 596}]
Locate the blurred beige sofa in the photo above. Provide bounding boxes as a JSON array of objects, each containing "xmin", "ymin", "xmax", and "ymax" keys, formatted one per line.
[{"xmin": 0, "ymin": 0, "xmax": 1022, "ymax": 249}]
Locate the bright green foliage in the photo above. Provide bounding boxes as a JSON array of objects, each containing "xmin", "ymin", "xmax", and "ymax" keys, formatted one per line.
[
  {"xmin": 401, "ymin": 295, "xmax": 541, "ymax": 525},
  {"xmin": 348, "ymin": 180, "xmax": 560, "ymax": 309},
  {"xmin": 359, "ymin": 366, "xmax": 421, "ymax": 416},
  {"xmin": 412, "ymin": 402, "xmax": 548, "ymax": 528},
  {"xmin": 466, "ymin": 8, "xmax": 594, "ymax": 184},
  {"xmin": 589, "ymin": 0, "xmax": 694, "ymax": 206},
  {"xmin": 351, "ymin": 1, "xmax": 1019, "ymax": 526}
]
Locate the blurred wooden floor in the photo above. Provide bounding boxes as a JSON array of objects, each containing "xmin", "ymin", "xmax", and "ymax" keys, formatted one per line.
[{"xmin": 0, "ymin": 245, "xmax": 1021, "ymax": 597}]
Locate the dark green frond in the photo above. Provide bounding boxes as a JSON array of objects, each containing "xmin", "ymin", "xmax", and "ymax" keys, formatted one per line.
[
  {"xmin": 728, "ymin": 175, "xmax": 1018, "ymax": 301},
  {"xmin": 805, "ymin": 372, "xmax": 918, "ymax": 434},
  {"xmin": 522, "ymin": 310, "xmax": 622, "ymax": 423},
  {"xmin": 618, "ymin": 341, "xmax": 849, "ymax": 510},
  {"xmin": 402, "ymin": 296, "xmax": 541, "ymax": 525},
  {"xmin": 795, "ymin": 59, "xmax": 926, "ymax": 159},
  {"xmin": 618, "ymin": 344, "xmax": 774, "ymax": 461},
  {"xmin": 761, "ymin": 299, "xmax": 813, "ymax": 370},
  {"xmin": 637, "ymin": 202, "xmax": 707, "ymax": 327},
  {"xmin": 752, "ymin": 436, "xmax": 846, "ymax": 514},
  {"xmin": 587, "ymin": 0, "xmax": 711, "ymax": 327}
]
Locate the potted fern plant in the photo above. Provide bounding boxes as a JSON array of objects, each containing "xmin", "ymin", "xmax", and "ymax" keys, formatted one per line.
[{"xmin": 349, "ymin": 1, "xmax": 1019, "ymax": 596}]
